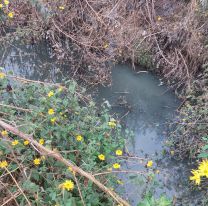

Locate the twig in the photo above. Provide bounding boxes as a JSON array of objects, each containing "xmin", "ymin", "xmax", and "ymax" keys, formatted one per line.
[
  {"xmin": 94, "ymin": 170, "xmax": 145, "ymax": 177},
  {"xmin": 7, "ymin": 75, "xmax": 90, "ymax": 103},
  {"xmin": 5, "ymin": 168, "xmax": 32, "ymax": 206},
  {"xmin": 1, "ymin": 191, "xmax": 21, "ymax": 206},
  {"xmin": 73, "ymin": 173, "xmax": 86, "ymax": 206},
  {"xmin": 0, "ymin": 119, "xmax": 130, "ymax": 206},
  {"xmin": 0, "ymin": 103, "xmax": 32, "ymax": 112}
]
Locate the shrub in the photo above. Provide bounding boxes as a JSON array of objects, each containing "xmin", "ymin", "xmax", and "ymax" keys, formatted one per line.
[{"xmin": 0, "ymin": 71, "xmax": 126, "ymax": 205}]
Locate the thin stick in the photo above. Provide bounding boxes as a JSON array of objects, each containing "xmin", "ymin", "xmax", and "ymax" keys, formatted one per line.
[
  {"xmin": 73, "ymin": 173, "xmax": 86, "ymax": 206},
  {"xmin": 0, "ymin": 103, "xmax": 32, "ymax": 112},
  {"xmin": 0, "ymin": 119, "xmax": 129, "ymax": 206},
  {"xmin": 7, "ymin": 75, "xmax": 90, "ymax": 103},
  {"xmin": 5, "ymin": 168, "xmax": 32, "ymax": 206},
  {"xmin": 94, "ymin": 170, "xmax": 145, "ymax": 177},
  {"xmin": 1, "ymin": 191, "xmax": 21, "ymax": 206}
]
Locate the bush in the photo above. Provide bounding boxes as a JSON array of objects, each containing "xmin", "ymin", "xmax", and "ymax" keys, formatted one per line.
[{"xmin": 0, "ymin": 71, "xmax": 126, "ymax": 205}]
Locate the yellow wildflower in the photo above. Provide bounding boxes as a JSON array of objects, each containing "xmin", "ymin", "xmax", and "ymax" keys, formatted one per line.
[
  {"xmin": 117, "ymin": 180, "xmax": 124, "ymax": 185},
  {"xmin": 39, "ymin": 138, "xmax": 44, "ymax": 145},
  {"xmin": 115, "ymin": 149, "xmax": 123, "ymax": 156},
  {"xmin": 76, "ymin": 135, "xmax": 83, "ymax": 142},
  {"xmin": 113, "ymin": 163, "xmax": 121, "ymax": 169},
  {"xmin": 8, "ymin": 12, "xmax": 14, "ymax": 18},
  {"xmin": 24, "ymin": 140, "xmax": 29, "ymax": 145},
  {"xmin": 48, "ymin": 108, "xmax": 55, "ymax": 115},
  {"xmin": 103, "ymin": 43, "xmax": 109, "ymax": 49},
  {"xmin": 0, "ymin": 4, "xmax": 3, "ymax": 8},
  {"xmin": 0, "ymin": 160, "xmax": 8, "ymax": 168},
  {"xmin": 50, "ymin": 117, "xmax": 56, "ymax": 124},
  {"xmin": 198, "ymin": 159, "xmax": 208, "ymax": 178},
  {"xmin": 0, "ymin": 72, "xmax": 5, "ymax": 79},
  {"xmin": 155, "ymin": 169, "xmax": 160, "ymax": 174},
  {"xmin": 12, "ymin": 140, "xmax": 19, "ymax": 146},
  {"xmin": 146, "ymin": 160, "xmax": 153, "ymax": 168},
  {"xmin": 4, "ymin": 0, "xmax": 9, "ymax": 5},
  {"xmin": 190, "ymin": 169, "xmax": 201, "ymax": 185},
  {"xmin": 157, "ymin": 16, "xmax": 162, "ymax": 21},
  {"xmin": 58, "ymin": 86, "xmax": 63, "ymax": 92},
  {"xmin": 59, "ymin": 6, "xmax": 65, "ymax": 10},
  {"xmin": 170, "ymin": 150, "xmax": 175, "ymax": 156},
  {"xmin": 98, "ymin": 154, "xmax": 105, "ymax": 161},
  {"xmin": 59, "ymin": 180, "xmax": 74, "ymax": 191},
  {"xmin": 47, "ymin": 91, "xmax": 54, "ymax": 97},
  {"xmin": 108, "ymin": 121, "xmax": 116, "ymax": 128},
  {"xmin": 1, "ymin": 130, "xmax": 8, "ymax": 136},
  {"xmin": 33, "ymin": 158, "xmax": 41, "ymax": 165}
]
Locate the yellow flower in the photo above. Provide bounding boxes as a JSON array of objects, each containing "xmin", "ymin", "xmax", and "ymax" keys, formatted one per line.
[
  {"xmin": 157, "ymin": 16, "xmax": 162, "ymax": 21},
  {"xmin": 146, "ymin": 160, "xmax": 153, "ymax": 168},
  {"xmin": 190, "ymin": 169, "xmax": 201, "ymax": 185},
  {"xmin": 76, "ymin": 135, "xmax": 83, "ymax": 142},
  {"xmin": 170, "ymin": 150, "xmax": 175, "ymax": 156},
  {"xmin": 24, "ymin": 140, "xmax": 29, "ymax": 145},
  {"xmin": 39, "ymin": 138, "xmax": 44, "ymax": 145},
  {"xmin": 113, "ymin": 163, "xmax": 121, "ymax": 169},
  {"xmin": 68, "ymin": 166, "xmax": 76, "ymax": 175},
  {"xmin": 1, "ymin": 130, "xmax": 8, "ymax": 136},
  {"xmin": 12, "ymin": 140, "xmax": 19, "ymax": 146},
  {"xmin": 48, "ymin": 108, "xmax": 55, "ymax": 115},
  {"xmin": 155, "ymin": 169, "xmax": 160, "ymax": 174},
  {"xmin": 108, "ymin": 121, "xmax": 116, "ymax": 128},
  {"xmin": 50, "ymin": 117, "xmax": 56, "ymax": 124},
  {"xmin": 33, "ymin": 158, "xmax": 41, "ymax": 165},
  {"xmin": 59, "ymin": 6, "xmax": 65, "ymax": 10},
  {"xmin": 198, "ymin": 159, "xmax": 208, "ymax": 178},
  {"xmin": 8, "ymin": 12, "xmax": 14, "ymax": 18},
  {"xmin": 47, "ymin": 91, "xmax": 54, "ymax": 97},
  {"xmin": 4, "ymin": 0, "xmax": 9, "ymax": 5},
  {"xmin": 103, "ymin": 43, "xmax": 109, "ymax": 49},
  {"xmin": 58, "ymin": 86, "xmax": 63, "ymax": 92},
  {"xmin": 117, "ymin": 179, "xmax": 124, "ymax": 185},
  {"xmin": 59, "ymin": 180, "xmax": 74, "ymax": 191},
  {"xmin": 0, "ymin": 160, "xmax": 8, "ymax": 168},
  {"xmin": 0, "ymin": 72, "xmax": 6, "ymax": 79},
  {"xmin": 116, "ymin": 149, "xmax": 123, "ymax": 156},
  {"xmin": 98, "ymin": 154, "xmax": 105, "ymax": 161},
  {"xmin": 0, "ymin": 4, "xmax": 3, "ymax": 8}
]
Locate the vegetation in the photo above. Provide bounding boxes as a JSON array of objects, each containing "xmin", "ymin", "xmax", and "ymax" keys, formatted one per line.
[
  {"xmin": 0, "ymin": 0, "xmax": 208, "ymax": 205},
  {"xmin": 0, "ymin": 73, "xmax": 130, "ymax": 205}
]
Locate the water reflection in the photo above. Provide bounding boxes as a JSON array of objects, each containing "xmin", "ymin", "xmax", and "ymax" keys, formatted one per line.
[
  {"xmin": 96, "ymin": 65, "xmax": 202, "ymax": 205},
  {"xmin": 0, "ymin": 43, "xmax": 204, "ymax": 206},
  {"xmin": 0, "ymin": 41, "xmax": 70, "ymax": 82}
]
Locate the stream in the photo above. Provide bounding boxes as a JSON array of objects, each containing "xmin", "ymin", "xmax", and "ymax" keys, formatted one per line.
[{"xmin": 0, "ymin": 42, "xmax": 205, "ymax": 206}]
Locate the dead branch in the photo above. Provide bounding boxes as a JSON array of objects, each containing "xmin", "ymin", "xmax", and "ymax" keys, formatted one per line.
[{"xmin": 0, "ymin": 119, "xmax": 130, "ymax": 206}]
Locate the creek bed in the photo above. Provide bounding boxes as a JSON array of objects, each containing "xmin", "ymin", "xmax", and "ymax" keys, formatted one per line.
[{"xmin": 0, "ymin": 43, "xmax": 204, "ymax": 206}]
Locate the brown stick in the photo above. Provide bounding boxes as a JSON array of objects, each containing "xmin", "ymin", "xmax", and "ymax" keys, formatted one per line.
[{"xmin": 0, "ymin": 119, "xmax": 129, "ymax": 206}]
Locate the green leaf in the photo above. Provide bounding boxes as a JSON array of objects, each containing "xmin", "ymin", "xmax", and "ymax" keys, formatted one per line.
[
  {"xmin": 202, "ymin": 145, "xmax": 208, "ymax": 151},
  {"xmin": 198, "ymin": 152, "xmax": 208, "ymax": 158},
  {"xmin": 22, "ymin": 180, "xmax": 39, "ymax": 193}
]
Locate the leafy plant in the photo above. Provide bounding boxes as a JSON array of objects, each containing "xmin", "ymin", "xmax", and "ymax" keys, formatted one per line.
[
  {"xmin": 0, "ymin": 72, "xmax": 128, "ymax": 205},
  {"xmin": 138, "ymin": 193, "xmax": 172, "ymax": 206}
]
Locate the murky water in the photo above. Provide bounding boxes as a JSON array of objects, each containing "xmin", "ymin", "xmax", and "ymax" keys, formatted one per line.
[{"xmin": 0, "ymin": 43, "xmax": 205, "ymax": 206}]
